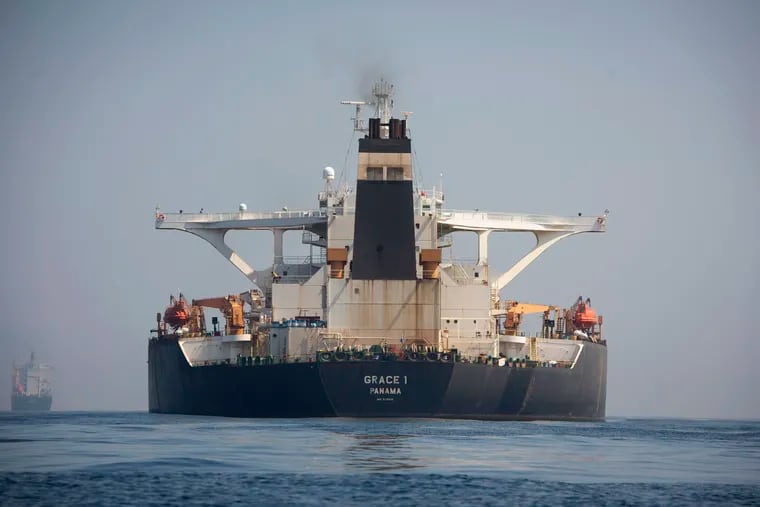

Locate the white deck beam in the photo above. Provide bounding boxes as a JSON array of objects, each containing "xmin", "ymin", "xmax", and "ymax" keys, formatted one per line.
[
  {"xmin": 438, "ymin": 211, "xmax": 607, "ymax": 291},
  {"xmin": 155, "ymin": 210, "xmax": 327, "ymax": 231},
  {"xmin": 185, "ymin": 228, "xmax": 261, "ymax": 292},
  {"xmin": 155, "ymin": 208, "xmax": 606, "ymax": 293},
  {"xmin": 437, "ymin": 211, "xmax": 606, "ymax": 234},
  {"xmin": 492, "ymin": 231, "xmax": 574, "ymax": 291},
  {"xmin": 154, "ymin": 211, "xmax": 328, "ymax": 294}
]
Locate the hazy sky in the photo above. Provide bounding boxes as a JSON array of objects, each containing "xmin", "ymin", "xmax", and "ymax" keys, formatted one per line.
[{"xmin": 1, "ymin": 1, "xmax": 758, "ymax": 418}]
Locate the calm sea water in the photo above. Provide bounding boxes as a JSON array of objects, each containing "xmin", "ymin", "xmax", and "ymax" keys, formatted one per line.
[{"xmin": 0, "ymin": 413, "xmax": 758, "ymax": 506}]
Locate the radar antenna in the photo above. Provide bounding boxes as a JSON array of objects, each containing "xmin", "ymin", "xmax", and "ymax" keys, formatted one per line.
[{"xmin": 340, "ymin": 100, "xmax": 368, "ymax": 132}]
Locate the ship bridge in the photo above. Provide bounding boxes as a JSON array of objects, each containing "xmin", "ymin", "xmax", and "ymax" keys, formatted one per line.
[{"xmin": 155, "ymin": 206, "xmax": 606, "ymax": 293}]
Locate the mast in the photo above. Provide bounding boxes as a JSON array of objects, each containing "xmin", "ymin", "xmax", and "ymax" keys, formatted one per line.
[{"xmin": 372, "ymin": 79, "xmax": 393, "ymax": 131}]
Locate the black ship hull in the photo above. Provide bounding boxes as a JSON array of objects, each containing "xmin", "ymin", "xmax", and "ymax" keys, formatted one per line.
[
  {"xmin": 11, "ymin": 394, "xmax": 52, "ymax": 412},
  {"xmin": 149, "ymin": 338, "xmax": 607, "ymax": 421}
]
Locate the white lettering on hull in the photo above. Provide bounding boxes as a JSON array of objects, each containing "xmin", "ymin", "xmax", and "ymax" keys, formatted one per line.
[
  {"xmin": 363, "ymin": 375, "xmax": 407, "ymax": 385},
  {"xmin": 369, "ymin": 387, "xmax": 402, "ymax": 395},
  {"xmin": 364, "ymin": 375, "xmax": 407, "ymax": 385},
  {"xmin": 364, "ymin": 374, "xmax": 408, "ymax": 400}
]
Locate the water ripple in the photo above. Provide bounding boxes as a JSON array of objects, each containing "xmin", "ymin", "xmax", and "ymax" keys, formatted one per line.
[{"xmin": 1, "ymin": 413, "xmax": 759, "ymax": 504}]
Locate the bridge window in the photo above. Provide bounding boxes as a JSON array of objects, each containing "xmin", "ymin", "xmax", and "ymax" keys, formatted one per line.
[
  {"xmin": 367, "ymin": 167, "xmax": 383, "ymax": 180},
  {"xmin": 387, "ymin": 167, "xmax": 404, "ymax": 180}
]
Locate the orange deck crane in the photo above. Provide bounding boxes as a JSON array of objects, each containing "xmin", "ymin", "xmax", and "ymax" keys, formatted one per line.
[
  {"xmin": 502, "ymin": 301, "xmax": 559, "ymax": 336},
  {"xmin": 191, "ymin": 295, "xmax": 246, "ymax": 335}
]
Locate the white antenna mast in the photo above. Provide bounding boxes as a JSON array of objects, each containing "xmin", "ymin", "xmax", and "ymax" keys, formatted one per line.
[{"xmin": 372, "ymin": 79, "xmax": 394, "ymax": 123}]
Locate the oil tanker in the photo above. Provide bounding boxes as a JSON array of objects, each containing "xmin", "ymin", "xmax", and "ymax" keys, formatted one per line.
[{"xmin": 149, "ymin": 80, "xmax": 608, "ymax": 420}]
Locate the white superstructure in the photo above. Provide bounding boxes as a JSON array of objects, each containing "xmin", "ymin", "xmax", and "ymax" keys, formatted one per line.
[{"xmin": 155, "ymin": 81, "xmax": 606, "ymax": 362}]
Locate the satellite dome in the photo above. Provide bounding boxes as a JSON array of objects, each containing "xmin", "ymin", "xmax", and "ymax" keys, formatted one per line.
[
  {"xmin": 323, "ymin": 166, "xmax": 335, "ymax": 181},
  {"xmin": 239, "ymin": 203, "xmax": 247, "ymax": 211}
]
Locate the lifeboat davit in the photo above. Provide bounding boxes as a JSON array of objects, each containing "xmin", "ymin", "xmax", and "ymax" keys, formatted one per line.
[
  {"xmin": 164, "ymin": 297, "xmax": 190, "ymax": 329},
  {"xmin": 572, "ymin": 298, "xmax": 598, "ymax": 330}
]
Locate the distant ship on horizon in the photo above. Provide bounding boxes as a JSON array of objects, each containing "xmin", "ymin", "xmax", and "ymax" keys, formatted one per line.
[{"xmin": 11, "ymin": 352, "xmax": 52, "ymax": 411}]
